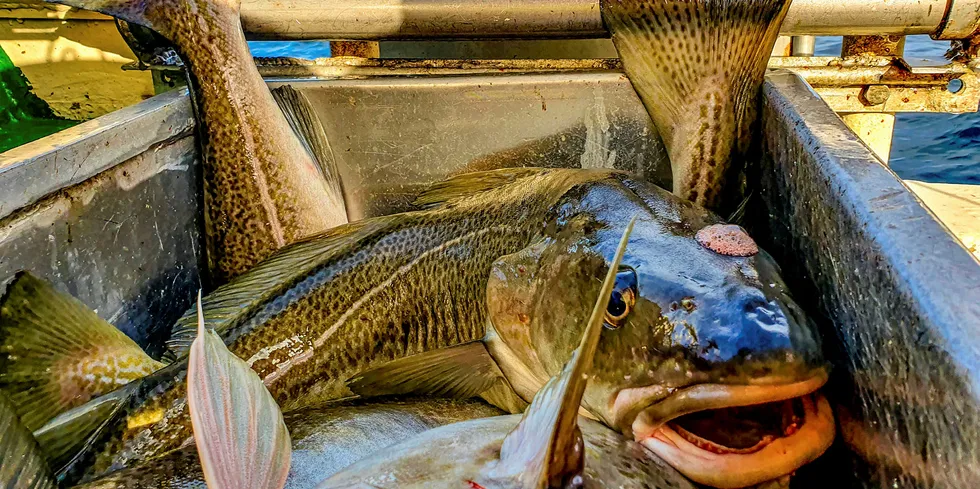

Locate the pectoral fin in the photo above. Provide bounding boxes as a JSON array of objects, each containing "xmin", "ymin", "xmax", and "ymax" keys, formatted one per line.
[
  {"xmin": 187, "ymin": 292, "xmax": 291, "ymax": 489},
  {"xmin": 346, "ymin": 341, "xmax": 522, "ymax": 408}
]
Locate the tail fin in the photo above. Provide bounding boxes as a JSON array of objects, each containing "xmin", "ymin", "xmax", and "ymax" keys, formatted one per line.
[
  {"xmin": 486, "ymin": 217, "xmax": 636, "ymax": 488},
  {"xmin": 0, "ymin": 393, "xmax": 57, "ymax": 489},
  {"xmin": 0, "ymin": 272, "xmax": 164, "ymax": 432},
  {"xmin": 601, "ymin": 0, "xmax": 790, "ymax": 210},
  {"xmin": 187, "ymin": 292, "xmax": 291, "ymax": 489}
]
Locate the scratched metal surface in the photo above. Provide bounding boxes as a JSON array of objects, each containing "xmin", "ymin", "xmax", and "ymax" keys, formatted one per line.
[
  {"xmin": 0, "ymin": 89, "xmax": 195, "ymax": 222},
  {"xmin": 754, "ymin": 72, "xmax": 980, "ymax": 489},
  {"xmin": 0, "ymin": 70, "xmax": 669, "ymax": 356},
  {"xmin": 271, "ymin": 73, "xmax": 670, "ymax": 220},
  {"xmin": 0, "ymin": 134, "xmax": 204, "ymax": 356}
]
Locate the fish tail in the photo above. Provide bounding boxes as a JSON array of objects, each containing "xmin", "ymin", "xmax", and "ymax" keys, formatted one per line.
[
  {"xmin": 0, "ymin": 272, "xmax": 164, "ymax": 433},
  {"xmin": 601, "ymin": 0, "xmax": 791, "ymax": 211}
]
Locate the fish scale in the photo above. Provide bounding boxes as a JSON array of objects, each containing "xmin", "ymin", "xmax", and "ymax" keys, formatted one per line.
[
  {"xmin": 2, "ymin": 167, "xmax": 829, "ymax": 488},
  {"xmin": 50, "ymin": 0, "xmax": 349, "ymax": 283}
]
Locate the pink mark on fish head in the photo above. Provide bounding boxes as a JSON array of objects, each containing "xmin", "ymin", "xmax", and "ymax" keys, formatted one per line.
[{"xmin": 695, "ymin": 224, "xmax": 759, "ymax": 257}]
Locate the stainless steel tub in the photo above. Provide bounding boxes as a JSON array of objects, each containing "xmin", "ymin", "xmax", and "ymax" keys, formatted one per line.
[{"xmin": 0, "ymin": 68, "xmax": 977, "ymax": 487}]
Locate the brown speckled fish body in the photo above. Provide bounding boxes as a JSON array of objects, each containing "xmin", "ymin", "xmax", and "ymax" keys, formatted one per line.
[
  {"xmin": 74, "ymin": 398, "xmax": 504, "ymax": 489},
  {"xmin": 601, "ymin": 0, "xmax": 791, "ymax": 210},
  {"xmin": 17, "ymin": 168, "xmax": 824, "ymax": 487},
  {"xmin": 60, "ymin": 169, "xmax": 595, "ymax": 482},
  {"xmin": 47, "ymin": 0, "xmax": 347, "ymax": 282}
]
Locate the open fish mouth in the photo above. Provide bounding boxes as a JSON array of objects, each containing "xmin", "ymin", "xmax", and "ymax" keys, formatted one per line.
[{"xmin": 621, "ymin": 374, "xmax": 834, "ymax": 488}]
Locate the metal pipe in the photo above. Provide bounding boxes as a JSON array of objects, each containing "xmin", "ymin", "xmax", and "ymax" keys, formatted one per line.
[
  {"xmin": 239, "ymin": 0, "xmax": 980, "ymax": 40},
  {"xmin": 240, "ymin": 0, "xmax": 607, "ymax": 40},
  {"xmin": 780, "ymin": 0, "xmax": 947, "ymax": 37},
  {"xmin": 791, "ymin": 36, "xmax": 816, "ymax": 57}
]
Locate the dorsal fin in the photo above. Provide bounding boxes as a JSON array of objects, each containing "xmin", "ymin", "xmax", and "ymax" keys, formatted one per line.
[
  {"xmin": 487, "ymin": 217, "xmax": 636, "ymax": 489},
  {"xmin": 271, "ymin": 85, "xmax": 347, "ymax": 214},
  {"xmin": 413, "ymin": 168, "xmax": 550, "ymax": 208},
  {"xmin": 166, "ymin": 217, "xmax": 395, "ymax": 356}
]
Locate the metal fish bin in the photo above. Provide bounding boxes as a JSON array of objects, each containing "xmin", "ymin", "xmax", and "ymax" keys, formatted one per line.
[{"xmin": 1, "ymin": 63, "xmax": 979, "ymax": 488}]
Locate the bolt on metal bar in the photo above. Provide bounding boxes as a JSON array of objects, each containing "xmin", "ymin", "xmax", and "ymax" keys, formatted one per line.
[{"xmin": 239, "ymin": 0, "xmax": 980, "ymax": 40}]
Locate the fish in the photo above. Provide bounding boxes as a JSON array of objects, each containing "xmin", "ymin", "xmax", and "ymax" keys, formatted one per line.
[
  {"xmin": 42, "ymin": 0, "xmax": 349, "ymax": 282},
  {"xmin": 319, "ymin": 222, "xmax": 695, "ymax": 489},
  {"xmin": 601, "ymin": 0, "xmax": 792, "ymax": 211},
  {"xmin": 185, "ymin": 291, "xmax": 292, "ymax": 489},
  {"xmin": 0, "ymin": 167, "xmax": 831, "ymax": 488},
  {"xmin": 73, "ymin": 398, "xmax": 505, "ymax": 489},
  {"xmin": 0, "ymin": 392, "xmax": 56, "ymax": 489}
]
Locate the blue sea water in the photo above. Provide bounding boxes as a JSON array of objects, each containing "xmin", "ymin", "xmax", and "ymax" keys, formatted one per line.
[{"xmin": 249, "ymin": 36, "xmax": 979, "ymax": 184}]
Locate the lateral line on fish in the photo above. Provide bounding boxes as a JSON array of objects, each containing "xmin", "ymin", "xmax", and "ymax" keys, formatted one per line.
[
  {"xmin": 239, "ymin": 107, "xmax": 287, "ymax": 248},
  {"xmin": 251, "ymin": 224, "xmax": 524, "ymax": 385}
]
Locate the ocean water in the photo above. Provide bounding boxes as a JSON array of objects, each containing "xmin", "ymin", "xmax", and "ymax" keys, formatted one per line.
[{"xmin": 249, "ymin": 36, "xmax": 980, "ymax": 184}]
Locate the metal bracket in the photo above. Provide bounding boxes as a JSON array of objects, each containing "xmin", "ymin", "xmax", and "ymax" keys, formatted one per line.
[{"xmin": 769, "ymin": 56, "xmax": 980, "ymax": 114}]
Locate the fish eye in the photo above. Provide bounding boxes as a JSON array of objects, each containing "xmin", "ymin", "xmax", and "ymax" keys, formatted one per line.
[{"xmin": 604, "ymin": 268, "xmax": 637, "ymax": 329}]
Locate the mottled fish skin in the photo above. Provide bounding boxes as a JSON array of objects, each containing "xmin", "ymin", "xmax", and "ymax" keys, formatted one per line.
[
  {"xmin": 158, "ymin": 0, "xmax": 347, "ymax": 281},
  {"xmin": 46, "ymin": 168, "xmax": 822, "ymax": 485},
  {"xmin": 73, "ymin": 398, "xmax": 504, "ymax": 489},
  {"xmin": 73, "ymin": 169, "xmax": 597, "ymax": 480},
  {"xmin": 45, "ymin": 0, "xmax": 348, "ymax": 282},
  {"xmin": 601, "ymin": 0, "xmax": 791, "ymax": 210}
]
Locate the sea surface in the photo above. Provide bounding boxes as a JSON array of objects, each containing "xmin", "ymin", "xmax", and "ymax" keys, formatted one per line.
[{"xmin": 249, "ymin": 36, "xmax": 979, "ymax": 184}]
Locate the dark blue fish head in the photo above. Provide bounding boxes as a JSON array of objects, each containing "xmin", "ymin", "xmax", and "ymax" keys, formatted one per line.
[{"xmin": 487, "ymin": 171, "xmax": 832, "ymax": 489}]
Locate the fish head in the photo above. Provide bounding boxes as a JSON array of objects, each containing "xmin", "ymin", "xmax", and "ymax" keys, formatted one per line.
[{"xmin": 487, "ymin": 173, "xmax": 834, "ymax": 488}]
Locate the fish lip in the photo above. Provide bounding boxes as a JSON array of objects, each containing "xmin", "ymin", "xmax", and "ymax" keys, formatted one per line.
[
  {"xmin": 640, "ymin": 393, "xmax": 835, "ymax": 489},
  {"xmin": 625, "ymin": 371, "xmax": 829, "ymax": 438},
  {"xmin": 612, "ymin": 371, "xmax": 831, "ymax": 488}
]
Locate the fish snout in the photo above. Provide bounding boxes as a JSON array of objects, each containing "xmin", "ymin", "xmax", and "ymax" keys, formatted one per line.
[{"xmin": 687, "ymin": 293, "xmax": 822, "ymax": 375}]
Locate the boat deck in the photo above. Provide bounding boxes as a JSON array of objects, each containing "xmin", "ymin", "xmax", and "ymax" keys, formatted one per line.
[{"xmin": 906, "ymin": 180, "xmax": 980, "ymax": 260}]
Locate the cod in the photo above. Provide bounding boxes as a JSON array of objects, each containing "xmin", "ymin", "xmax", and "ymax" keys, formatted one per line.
[
  {"xmin": 2, "ymin": 167, "xmax": 832, "ymax": 488},
  {"xmin": 320, "ymin": 222, "xmax": 697, "ymax": 489}
]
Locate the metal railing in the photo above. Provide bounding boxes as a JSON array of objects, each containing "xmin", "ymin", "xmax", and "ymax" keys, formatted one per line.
[{"xmin": 239, "ymin": 0, "xmax": 980, "ymax": 40}]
